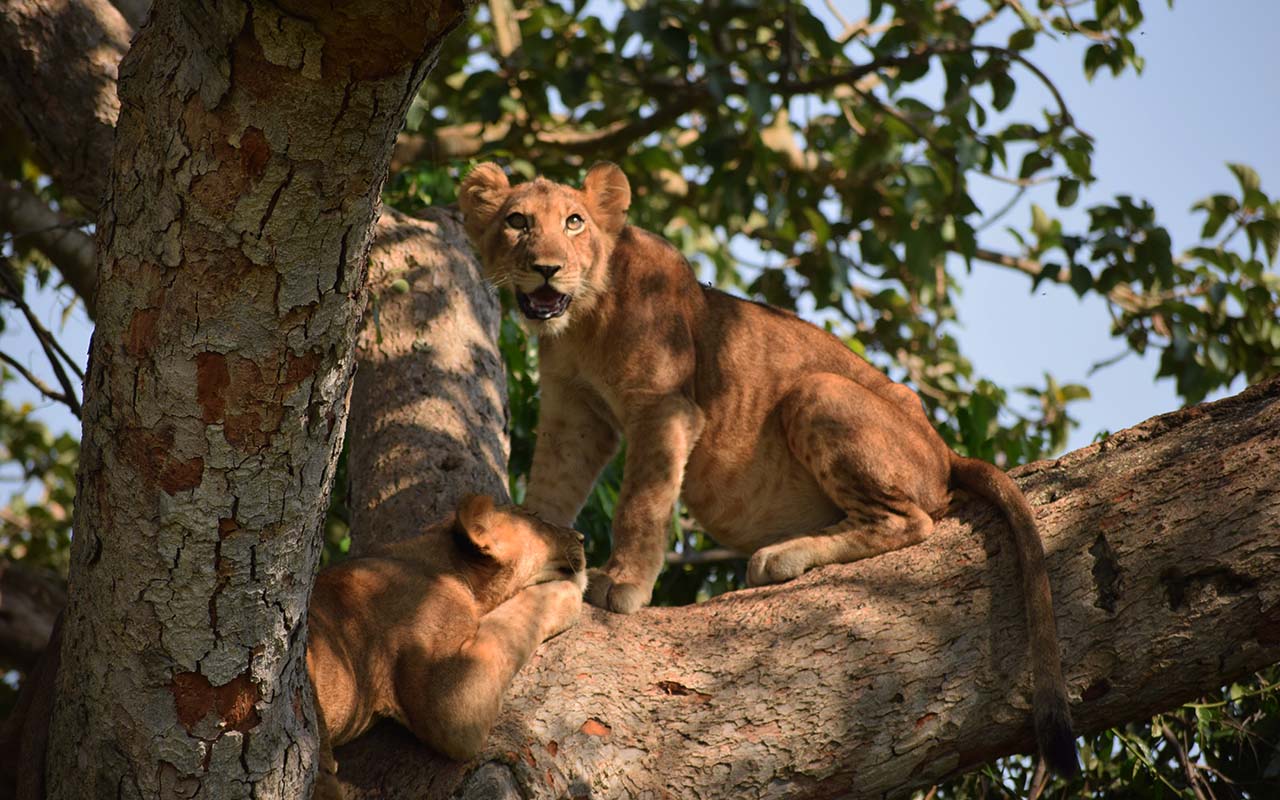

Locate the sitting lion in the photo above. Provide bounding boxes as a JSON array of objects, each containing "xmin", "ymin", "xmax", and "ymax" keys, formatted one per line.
[
  {"xmin": 458, "ymin": 162, "xmax": 1078, "ymax": 776},
  {"xmin": 1, "ymin": 495, "xmax": 586, "ymax": 799}
]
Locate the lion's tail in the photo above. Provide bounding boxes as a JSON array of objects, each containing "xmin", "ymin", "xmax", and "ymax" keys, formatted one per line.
[{"xmin": 949, "ymin": 453, "xmax": 1080, "ymax": 778}]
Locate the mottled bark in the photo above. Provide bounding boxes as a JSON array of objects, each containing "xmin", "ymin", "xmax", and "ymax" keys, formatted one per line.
[
  {"xmin": 0, "ymin": 560, "xmax": 64, "ymax": 672},
  {"xmin": 46, "ymin": 2, "xmax": 468, "ymax": 798},
  {"xmin": 347, "ymin": 207, "xmax": 508, "ymax": 553},
  {"xmin": 0, "ymin": 0, "xmax": 128, "ymax": 211},
  {"xmin": 333, "ymin": 377, "xmax": 1280, "ymax": 799}
]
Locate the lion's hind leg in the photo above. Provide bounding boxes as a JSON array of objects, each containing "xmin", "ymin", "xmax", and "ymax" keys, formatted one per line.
[{"xmin": 747, "ymin": 373, "xmax": 947, "ymax": 587}]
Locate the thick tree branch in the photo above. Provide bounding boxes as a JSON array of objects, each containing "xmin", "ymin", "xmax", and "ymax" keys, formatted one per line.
[
  {"xmin": 334, "ymin": 376, "xmax": 1280, "ymax": 799},
  {"xmin": 346, "ymin": 206, "xmax": 510, "ymax": 554},
  {"xmin": 0, "ymin": 560, "xmax": 64, "ymax": 672},
  {"xmin": 0, "ymin": 0, "xmax": 128, "ymax": 212},
  {"xmin": 0, "ymin": 182, "xmax": 97, "ymax": 315}
]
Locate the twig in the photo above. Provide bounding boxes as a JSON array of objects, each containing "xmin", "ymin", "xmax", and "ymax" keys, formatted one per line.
[
  {"xmin": 1159, "ymin": 719, "xmax": 1210, "ymax": 800},
  {"xmin": 665, "ymin": 547, "xmax": 745, "ymax": 567},
  {"xmin": 0, "ymin": 351, "xmax": 78, "ymax": 415},
  {"xmin": 0, "ymin": 260, "xmax": 83, "ymax": 417}
]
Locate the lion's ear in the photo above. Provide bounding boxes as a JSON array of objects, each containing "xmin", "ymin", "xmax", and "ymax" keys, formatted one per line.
[
  {"xmin": 454, "ymin": 493, "xmax": 497, "ymax": 556},
  {"xmin": 458, "ymin": 163, "xmax": 511, "ymax": 242},
  {"xmin": 583, "ymin": 161, "xmax": 631, "ymax": 236}
]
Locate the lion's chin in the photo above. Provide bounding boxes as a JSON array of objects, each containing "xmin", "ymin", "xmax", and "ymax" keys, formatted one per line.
[{"xmin": 517, "ymin": 286, "xmax": 572, "ymax": 320}]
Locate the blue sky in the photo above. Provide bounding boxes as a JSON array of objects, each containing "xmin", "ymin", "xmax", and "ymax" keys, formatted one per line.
[
  {"xmin": 2, "ymin": 0, "xmax": 1277, "ymax": 456},
  {"xmin": 937, "ymin": 0, "xmax": 1280, "ymax": 447}
]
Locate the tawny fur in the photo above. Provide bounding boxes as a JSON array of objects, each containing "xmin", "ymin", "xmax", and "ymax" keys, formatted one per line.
[
  {"xmin": 307, "ymin": 494, "xmax": 586, "ymax": 797},
  {"xmin": 459, "ymin": 162, "xmax": 1079, "ymax": 776}
]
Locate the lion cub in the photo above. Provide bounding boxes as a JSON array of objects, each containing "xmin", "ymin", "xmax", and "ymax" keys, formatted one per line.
[
  {"xmin": 308, "ymin": 494, "xmax": 586, "ymax": 793},
  {"xmin": 0, "ymin": 497, "xmax": 584, "ymax": 800},
  {"xmin": 459, "ymin": 162, "xmax": 1079, "ymax": 775}
]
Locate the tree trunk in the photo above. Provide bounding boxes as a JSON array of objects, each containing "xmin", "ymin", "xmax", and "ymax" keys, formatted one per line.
[
  {"xmin": 45, "ymin": 2, "xmax": 468, "ymax": 798},
  {"xmin": 346, "ymin": 206, "xmax": 509, "ymax": 554},
  {"xmin": 331, "ymin": 375, "xmax": 1280, "ymax": 799}
]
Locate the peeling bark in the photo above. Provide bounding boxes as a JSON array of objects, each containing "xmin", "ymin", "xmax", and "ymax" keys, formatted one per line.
[
  {"xmin": 45, "ymin": 2, "xmax": 468, "ymax": 798},
  {"xmin": 347, "ymin": 206, "xmax": 509, "ymax": 553},
  {"xmin": 332, "ymin": 377, "xmax": 1280, "ymax": 799}
]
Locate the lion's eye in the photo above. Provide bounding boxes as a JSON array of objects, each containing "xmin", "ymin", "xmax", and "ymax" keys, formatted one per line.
[
  {"xmin": 506, "ymin": 212, "xmax": 528, "ymax": 230},
  {"xmin": 565, "ymin": 214, "xmax": 584, "ymax": 232}
]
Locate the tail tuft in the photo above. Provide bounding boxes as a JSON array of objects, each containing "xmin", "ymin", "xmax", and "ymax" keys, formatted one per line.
[{"xmin": 1036, "ymin": 698, "xmax": 1080, "ymax": 779}]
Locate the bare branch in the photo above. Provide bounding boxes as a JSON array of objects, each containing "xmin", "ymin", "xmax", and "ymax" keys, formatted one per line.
[
  {"xmin": 0, "ymin": 261, "xmax": 82, "ymax": 417},
  {"xmin": 0, "ymin": 350, "xmax": 78, "ymax": 414},
  {"xmin": 665, "ymin": 547, "xmax": 745, "ymax": 567}
]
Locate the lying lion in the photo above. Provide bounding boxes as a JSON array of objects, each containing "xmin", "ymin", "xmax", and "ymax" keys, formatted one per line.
[
  {"xmin": 310, "ymin": 493, "xmax": 586, "ymax": 793},
  {"xmin": 459, "ymin": 162, "xmax": 1079, "ymax": 776},
  {"xmin": 2, "ymin": 495, "xmax": 586, "ymax": 799}
]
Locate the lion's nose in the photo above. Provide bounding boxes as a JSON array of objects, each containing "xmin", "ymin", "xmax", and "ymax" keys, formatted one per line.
[{"xmin": 532, "ymin": 264, "xmax": 562, "ymax": 280}]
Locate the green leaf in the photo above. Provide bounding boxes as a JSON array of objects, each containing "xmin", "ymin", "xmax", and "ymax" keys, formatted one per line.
[
  {"xmin": 1008, "ymin": 28, "xmax": 1037, "ymax": 51},
  {"xmin": 1084, "ymin": 44, "xmax": 1109, "ymax": 80},
  {"xmin": 1057, "ymin": 178, "xmax": 1080, "ymax": 208},
  {"xmin": 1069, "ymin": 263, "xmax": 1093, "ymax": 296},
  {"xmin": 1228, "ymin": 162, "xmax": 1262, "ymax": 195},
  {"xmin": 1246, "ymin": 218, "xmax": 1280, "ymax": 264},
  {"xmin": 990, "ymin": 71, "xmax": 1015, "ymax": 111},
  {"xmin": 1031, "ymin": 203, "xmax": 1053, "ymax": 239}
]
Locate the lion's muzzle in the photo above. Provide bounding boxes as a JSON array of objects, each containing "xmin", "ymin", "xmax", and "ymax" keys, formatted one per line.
[{"xmin": 517, "ymin": 286, "xmax": 572, "ymax": 320}]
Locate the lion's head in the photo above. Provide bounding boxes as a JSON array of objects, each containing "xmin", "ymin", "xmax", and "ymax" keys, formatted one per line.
[
  {"xmin": 453, "ymin": 494, "xmax": 588, "ymax": 597},
  {"xmin": 458, "ymin": 162, "xmax": 631, "ymax": 336}
]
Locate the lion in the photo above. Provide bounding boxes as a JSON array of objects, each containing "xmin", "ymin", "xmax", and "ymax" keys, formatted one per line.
[
  {"xmin": 458, "ymin": 161, "xmax": 1079, "ymax": 776},
  {"xmin": 0, "ymin": 495, "xmax": 586, "ymax": 799},
  {"xmin": 308, "ymin": 493, "xmax": 586, "ymax": 794}
]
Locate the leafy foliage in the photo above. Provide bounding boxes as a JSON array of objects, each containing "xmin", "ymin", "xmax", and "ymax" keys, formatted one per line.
[{"xmin": 0, "ymin": 372, "xmax": 76, "ymax": 572}]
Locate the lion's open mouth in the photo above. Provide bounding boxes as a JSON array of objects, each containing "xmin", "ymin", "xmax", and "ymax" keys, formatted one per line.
[{"xmin": 517, "ymin": 286, "xmax": 572, "ymax": 320}]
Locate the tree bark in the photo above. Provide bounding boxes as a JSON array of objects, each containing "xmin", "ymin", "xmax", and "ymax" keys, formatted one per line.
[
  {"xmin": 346, "ymin": 206, "xmax": 509, "ymax": 554},
  {"xmin": 332, "ymin": 376, "xmax": 1280, "ymax": 799},
  {"xmin": 45, "ymin": 2, "xmax": 468, "ymax": 798}
]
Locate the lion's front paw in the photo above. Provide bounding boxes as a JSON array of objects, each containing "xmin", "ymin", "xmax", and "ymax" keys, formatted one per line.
[
  {"xmin": 746, "ymin": 546, "xmax": 809, "ymax": 587},
  {"xmin": 585, "ymin": 569, "xmax": 652, "ymax": 614},
  {"xmin": 530, "ymin": 580, "xmax": 584, "ymax": 640}
]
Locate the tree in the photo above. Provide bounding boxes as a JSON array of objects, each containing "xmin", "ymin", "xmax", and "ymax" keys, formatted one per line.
[
  {"xmin": 3, "ymin": 0, "xmax": 473, "ymax": 796},
  {"xmin": 0, "ymin": 0, "xmax": 1277, "ymax": 797}
]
